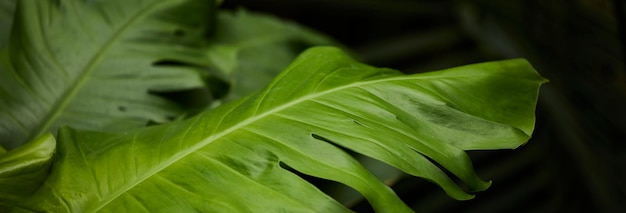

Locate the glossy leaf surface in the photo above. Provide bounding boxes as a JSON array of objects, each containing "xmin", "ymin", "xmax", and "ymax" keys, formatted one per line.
[{"xmin": 17, "ymin": 47, "xmax": 545, "ymax": 212}]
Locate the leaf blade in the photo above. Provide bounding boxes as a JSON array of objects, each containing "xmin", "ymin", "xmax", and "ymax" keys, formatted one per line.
[
  {"xmin": 0, "ymin": 0, "xmax": 215, "ymax": 149},
  {"xmin": 18, "ymin": 47, "xmax": 545, "ymax": 212},
  {"xmin": 0, "ymin": 133, "xmax": 55, "ymax": 211},
  {"xmin": 207, "ymin": 9, "xmax": 339, "ymax": 102}
]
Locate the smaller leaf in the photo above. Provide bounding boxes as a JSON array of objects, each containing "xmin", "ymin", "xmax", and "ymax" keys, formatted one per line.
[
  {"xmin": 207, "ymin": 10, "xmax": 338, "ymax": 102},
  {"xmin": 0, "ymin": 133, "xmax": 55, "ymax": 211}
]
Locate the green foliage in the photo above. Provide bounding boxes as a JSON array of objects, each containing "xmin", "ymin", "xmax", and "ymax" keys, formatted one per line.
[
  {"xmin": 0, "ymin": 0, "xmax": 15, "ymax": 49},
  {"xmin": 0, "ymin": 0, "xmax": 546, "ymax": 212},
  {"xmin": 0, "ymin": 133, "xmax": 54, "ymax": 212},
  {"xmin": 207, "ymin": 10, "xmax": 338, "ymax": 102},
  {"xmin": 15, "ymin": 47, "xmax": 544, "ymax": 212},
  {"xmin": 0, "ymin": 0, "xmax": 214, "ymax": 149}
]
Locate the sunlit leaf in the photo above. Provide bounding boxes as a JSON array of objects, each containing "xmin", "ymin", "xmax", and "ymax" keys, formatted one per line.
[
  {"xmin": 18, "ymin": 47, "xmax": 545, "ymax": 212},
  {"xmin": 0, "ymin": 133, "xmax": 55, "ymax": 211}
]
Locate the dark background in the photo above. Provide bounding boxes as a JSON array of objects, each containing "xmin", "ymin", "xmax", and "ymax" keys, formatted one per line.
[{"xmin": 222, "ymin": 0, "xmax": 626, "ymax": 212}]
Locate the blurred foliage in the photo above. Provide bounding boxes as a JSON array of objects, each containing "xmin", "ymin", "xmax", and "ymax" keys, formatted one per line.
[
  {"xmin": 0, "ymin": 0, "xmax": 15, "ymax": 49},
  {"xmin": 206, "ymin": 10, "xmax": 338, "ymax": 103},
  {"xmin": 223, "ymin": 0, "xmax": 626, "ymax": 212}
]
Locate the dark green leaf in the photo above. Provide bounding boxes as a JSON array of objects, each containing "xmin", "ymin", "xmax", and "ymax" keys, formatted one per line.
[
  {"xmin": 0, "ymin": 0, "xmax": 16, "ymax": 49},
  {"xmin": 207, "ymin": 10, "xmax": 338, "ymax": 102},
  {"xmin": 0, "ymin": 0, "xmax": 216, "ymax": 149}
]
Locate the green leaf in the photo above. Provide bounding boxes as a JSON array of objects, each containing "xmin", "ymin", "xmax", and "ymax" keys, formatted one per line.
[
  {"xmin": 0, "ymin": 0, "xmax": 216, "ymax": 149},
  {"xmin": 207, "ymin": 10, "xmax": 338, "ymax": 102},
  {"xmin": 0, "ymin": 133, "xmax": 55, "ymax": 211},
  {"xmin": 17, "ymin": 47, "xmax": 546, "ymax": 212},
  {"xmin": 0, "ymin": 0, "xmax": 16, "ymax": 49}
]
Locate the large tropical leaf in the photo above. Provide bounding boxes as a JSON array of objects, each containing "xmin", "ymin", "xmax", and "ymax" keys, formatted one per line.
[
  {"xmin": 16, "ymin": 47, "xmax": 545, "ymax": 212},
  {"xmin": 0, "ymin": 0, "xmax": 216, "ymax": 149},
  {"xmin": 0, "ymin": 133, "xmax": 55, "ymax": 211},
  {"xmin": 207, "ymin": 9, "xmax": 337, "ymax": 102}
]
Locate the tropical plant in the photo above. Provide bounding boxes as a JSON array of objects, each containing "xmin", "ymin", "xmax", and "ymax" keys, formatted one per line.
[{"xmin": 0, "ymin": 0, "xmax": 546, "ymax": 212}]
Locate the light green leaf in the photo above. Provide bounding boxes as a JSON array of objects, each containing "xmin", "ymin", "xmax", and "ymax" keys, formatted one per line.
[
  {"xmin": 0, "ymin": 133, "xmax": 55, "ymax": 211},
  {"xmin": 0, "ymin": 0, "xmax": 216, "ymax": 149},
  {"xmin": 17, "ymin": 47, "xmax": 546, "ymax": 212},
  {"xmin": 207, "ymin": 10, "xmax": 338, "ymax": 102}
]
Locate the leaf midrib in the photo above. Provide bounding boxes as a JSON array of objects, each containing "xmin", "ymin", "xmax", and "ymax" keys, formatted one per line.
[
  {"xmin": 31, "ymin": 1, "xmax": 167, "ymax": 143},
  {"xmin": 95, "ymin": 69, "xmax": 482, "ymax": 211}
]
